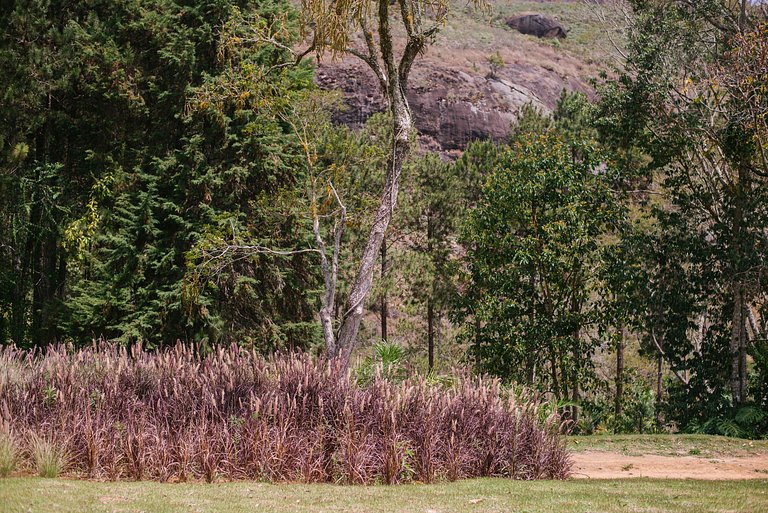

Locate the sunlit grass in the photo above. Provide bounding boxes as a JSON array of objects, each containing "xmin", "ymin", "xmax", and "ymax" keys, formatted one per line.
[
  {"xmin": 0, "ymin": 431, "xmax": 17, "ymax": 478},
  {"xmin": 569, "ymin": 434, "xmax": 768, "ymax": 457},
  {"xmin": 30, "ymin": 436, "xmax": 68, "ymax": 478},
  {"xmin": 1, "ymin": 477, "xmax": 766, "ymax": 513}
]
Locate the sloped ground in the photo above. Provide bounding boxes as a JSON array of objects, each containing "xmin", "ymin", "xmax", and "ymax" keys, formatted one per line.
[{"xmin": 315, "ymin": 0, "xmax": 623, "ymax": 151}]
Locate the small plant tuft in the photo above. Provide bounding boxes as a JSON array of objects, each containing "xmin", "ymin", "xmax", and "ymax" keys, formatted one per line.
[
  {"xmin": 31, "ymin": 436, "xmax": 68, "ymax": 478},
  {"xmin": 0, "ymin": 431, "xmax": 17, "ymax": 477},
  {"xmin": 486, "ymin": 51, "xmax": 505, "ymax": 79}
]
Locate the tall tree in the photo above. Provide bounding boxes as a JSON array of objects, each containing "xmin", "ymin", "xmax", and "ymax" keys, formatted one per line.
[
  {"xmin": 460, "ymin": 132, "xmax": 622, "ymax": 400},
  {"xmin": 397, "ymin": 153, "xmax": 465, "ymax": 370},
  {"xmin": 1, "ymin": 0, "xmax": 319, "ymax": 347},
  {"xmin": 598, "ymin": 1, "xmax": 768, "ymax": 413},
  {"xmin": 225, "ymin": 0, "xmax": 486, "ymax": 365}
]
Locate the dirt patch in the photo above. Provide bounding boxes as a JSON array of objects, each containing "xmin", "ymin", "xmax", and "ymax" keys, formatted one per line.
[{"xmin": 571, "ymin": 450, "xmax": 768, "ymax": 480}]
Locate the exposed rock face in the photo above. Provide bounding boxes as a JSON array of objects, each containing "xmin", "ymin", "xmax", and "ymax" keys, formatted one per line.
[
  {"xmin": 315, "ymin": 55, "xmax": 591, "ymax": 152},
  {"xmin": 506, "ymin": 14, "xmax": 568, "ymax": 39}
]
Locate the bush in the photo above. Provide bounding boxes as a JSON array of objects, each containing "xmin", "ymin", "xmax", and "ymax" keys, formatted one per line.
[
  {"xmin": 580, "ymin": 371, "xmax": 657, "ymax": 434},
  {"xmin": 355, "ymin": 342, "xmax": 409, "ymax": 385},
  {"xmin": 30, "ymin": 435, "xmax": 68, "ymax": 478},
  {"xmin": 0, "ymin": 343, "xmax": 570, "ymax": 483},
  {"xmin": 687, "ymin": 405, "xmax": 768, "ymax": 439}
]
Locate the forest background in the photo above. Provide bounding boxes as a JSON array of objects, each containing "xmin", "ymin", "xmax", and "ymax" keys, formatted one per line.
[{"xmin": 1, "ymin": 0, "xmax": 767, "ymax": 438}]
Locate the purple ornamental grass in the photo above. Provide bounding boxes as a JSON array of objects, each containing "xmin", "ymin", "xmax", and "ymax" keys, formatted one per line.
[{"xmin": 0, "ymin": 343, "xmax": 571, "ymax": 483}]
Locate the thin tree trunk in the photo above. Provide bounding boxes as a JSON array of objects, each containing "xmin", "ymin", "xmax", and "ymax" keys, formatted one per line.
[
  {"xmin": 655, "ymin": 353, "xmax": 663, "ymax": 430},
  {"xmin": 380, "ymin": 240, "xmax": 388, "ymax": 342},
  {"xmin": 739, "ymin": 304, "xmax": 748, "ymax": 404},
  {"xmin": 730, "ymin": 164, "xmax": 748, "ymax": 405},
  {"xmin": 336, "ymin": 98, "xmax": 411, "ymax": 365},
  {"xmin": 550, "ymin": 358, "xmax": 560, "ymax": 398},
  {"xmin": 474, "ymin": 314, "xmax": 481, "ymax": 368},
  {"xmin": 426, "ymin": 210, "xmax": 434, "ymax": 371},
  {"xmin": 560, "ymin": 350, "xmax": 569, "ymax": 400},
  {"xmin": 571, "ymin": 368, "xmax": 580, "ymax": 424},
  {"xmin": 615, "ymin": 324, "xmax": 625, "ymax": 428},
  {"xmin": 427, "ymin": 297, "xmax": 434, "ymax": 371},
  {"xmin": 730, "ymin": 283, "xmax": 747, "ymax": 405},
  {"xmin": 334, "ymin": 0, "xmax": 415, "ymax": 366}
]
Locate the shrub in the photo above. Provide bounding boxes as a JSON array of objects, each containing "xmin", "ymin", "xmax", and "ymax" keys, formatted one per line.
[
  {"xmin": 356, "ymin": 342, "xmax": 409, "ymax": 385},
  {"xmin": 0, "ymin": 343, "xmax": 570, "ymax": 483},
  {"xmin": 486, "ymin": 51, "xmax": 505, "ymax": 78},
  {"xmin": 31, "ymin": 435, "xmax": 68, "ymax": 478},
  {"xmin": 0, "ymin": 431, "xmax": 17, "ymax": 477}
]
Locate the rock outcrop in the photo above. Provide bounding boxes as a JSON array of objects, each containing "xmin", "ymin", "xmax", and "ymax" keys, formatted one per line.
[
  {"xmin": 315, "ymin": 54, "xmax": 591, "ymax": 152},
  {"xmin": 506, "ymin": 14, "xmax": 568, "ymax": 39}
]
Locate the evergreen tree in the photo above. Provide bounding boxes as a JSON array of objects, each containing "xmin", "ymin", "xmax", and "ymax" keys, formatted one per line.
[{"xmin": 1, "ymin": 0, "xmax": 318, "ymax": 347}]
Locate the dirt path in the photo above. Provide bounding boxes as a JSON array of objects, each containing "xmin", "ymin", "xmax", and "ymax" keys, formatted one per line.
[{"xmin": 571, "ymin": 450, "xmax": 768, "ymax": 480}]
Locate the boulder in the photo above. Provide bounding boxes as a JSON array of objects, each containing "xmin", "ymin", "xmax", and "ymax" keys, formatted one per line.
[
  {"xmin": 314, "ymin": 49, "xmax": 593, "ymax": 153},
  {"xmin": 315, "ymin": 59, "xmax": 551, "ymax": 151},
  {"xmin": 506, "ymin": 14, "xmax": 567, "ymax": 39}
]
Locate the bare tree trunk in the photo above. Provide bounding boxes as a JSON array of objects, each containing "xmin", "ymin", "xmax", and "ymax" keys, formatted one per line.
[
  {"xmin": 550, "ymin": 358, "xmax": 560, "ymax": 398},
  {"xmin": 730, "ymin": 283, "xmax": 747, "ymax": 405},
  {"xmin": 427, "ymin": 297, "xmax": 435, "ymax": 371},
  {"xmin": 615, "ymin": 324, "xmax": 625, "ymax": 428},
  {"xmin": 746, "ymin": 304, "xmax": 764, "ymax": 341},
  {"xmin": 571, "ymin": 367, "xmax": 580, "ymax": 424},
  {"xmin": 426, "ymin": 210, "xmax": 434, "ymax": 371},
  {"xmin": 655, "ymin": 353, "xmax": 663, "ymax": 429},
  {"xmin": 320, "ymin": 0, "xmax": 448, "ymax": 365},
  {"xmin": 337, "ymin": 95, "xmax": 411, "ymax": 365},
  {"xmin": 380, "ymin": 240, "xmax": 388, "ymax": 342}
]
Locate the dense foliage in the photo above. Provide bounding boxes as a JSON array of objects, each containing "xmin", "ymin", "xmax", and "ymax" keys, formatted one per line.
[
  {"xmin": 1, "ymin": 0, "xmax": 767, "ymax": 440},
  {"xmin": 0, "ymin": 0, "xmax": 317, "ymax": 349},
  {"xmin": 460, "ymin": 131, "xmax": 622, "ymax": 401},
  {"xmin": 592, "ymin": 1, "xmax": 768, "ymax": 435}
]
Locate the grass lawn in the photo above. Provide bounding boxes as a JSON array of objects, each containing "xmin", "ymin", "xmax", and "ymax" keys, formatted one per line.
[
  {"xmin": 4, "ymin": 435, "xmax": 768, "ymax": 512},
  {"xmin": 568, "ymin": 433, "xmax": 768, "ymax": 457},
  {"xmin": 2, "ymin": 477, "xmax": 767, "ymax": 513}
]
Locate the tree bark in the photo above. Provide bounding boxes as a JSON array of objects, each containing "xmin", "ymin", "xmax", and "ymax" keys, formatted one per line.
[
  {"xmin": 655, "ymin": 353, "xmax": 663, "ymax": 429},
  {"xmin": 615, "ymin": 324, "xmax": 625, "ymax": 427},
  {"xmin": 336, "ymin": 102, "xmax": 410, "ymax": 365},
  {"xmin": 335, "ymin": 0, "xmax": 413, "ymax": 366},
  {"xmin": 427, "ymin": 297, "xmax": 434, "ymax": 371},
  {"xmin": 730, "ymin": 282, "xmax": 747, "ymax": 405},
  {"xmin": 380, "ymin": 240, "xmax": 388, "ymax": 342},
  {"xmin": 426, "ymin": 209, "xmax": 434, "ymax": 371}
]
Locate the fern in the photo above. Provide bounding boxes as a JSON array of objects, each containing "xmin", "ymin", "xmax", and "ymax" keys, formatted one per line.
[{"xmin": 735, "ymin": 406, "xmax": 766, "ymax": 426}]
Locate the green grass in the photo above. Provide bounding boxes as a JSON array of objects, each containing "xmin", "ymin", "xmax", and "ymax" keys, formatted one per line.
[
  {"xmin": 0, "ymin": 432, "xmax": 17, "ymax": 478},
  {"xmin": 29, "ymin": 436, "xmax": 68, "ymax": 478},
  {"xmin": 1, "ymin": 477, "xmax": 767, "ymax": 513},
  {"xmin": 568, "ymin": 434, "xmax": 768, "ymax": 457}
]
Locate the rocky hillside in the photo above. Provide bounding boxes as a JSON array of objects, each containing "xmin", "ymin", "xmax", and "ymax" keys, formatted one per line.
[{"xmin": 314, "ymin": 0, "xmax": 623, "ymax": 153}]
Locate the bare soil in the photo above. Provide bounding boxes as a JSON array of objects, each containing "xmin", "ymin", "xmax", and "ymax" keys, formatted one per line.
[{"xmin": 571, "ymin": 450, "xmax": 768, "ymax": 480}]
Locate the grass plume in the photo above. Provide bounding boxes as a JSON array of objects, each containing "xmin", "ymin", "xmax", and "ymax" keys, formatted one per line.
[{"xmin": 0, "ymin": 343, "xmax": 570, "ymax": 483}]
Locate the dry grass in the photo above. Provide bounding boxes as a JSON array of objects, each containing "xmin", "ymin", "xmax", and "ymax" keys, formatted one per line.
[{"xmin": 30, "ymin": 435, "xmax": 68, "ymax": 478}]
